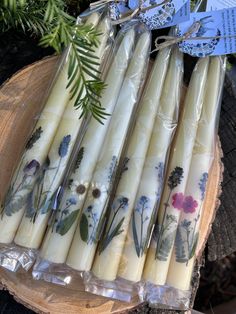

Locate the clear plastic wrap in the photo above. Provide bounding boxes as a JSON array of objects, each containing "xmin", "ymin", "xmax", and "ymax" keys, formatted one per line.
[
  {"xmin": 84, "ymin": 45, "xmax": 183, "ymax": 302},
  {"xmin": 32, "ymin": 21, "xmax": 151, "ymax": 284},
  {"xmin": 142, "ymin": 56, "xmax": 226, "ymax": 310},
  {"xmin": 0, "ymin": 11, "xmax": 114, "ymax": 271}
]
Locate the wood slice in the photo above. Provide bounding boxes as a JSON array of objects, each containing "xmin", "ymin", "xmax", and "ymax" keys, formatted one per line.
[{"xmin": 0, "ymin": 57, "xmax": 223, "ymax": 313}]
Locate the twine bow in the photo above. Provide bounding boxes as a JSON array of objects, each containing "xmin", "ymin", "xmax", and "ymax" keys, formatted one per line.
[
  {"xmin": 152, "ymin": 20, "xmax": 236, "ymax": 52},
  {"xmin": 152, "ymin": 21, "xmax": 202, "ymax": 52}
]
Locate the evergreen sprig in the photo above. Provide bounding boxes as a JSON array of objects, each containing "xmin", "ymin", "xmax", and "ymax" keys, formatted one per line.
[{"xmin": 0, "ymin": 0, "xmax": 107, "ymax": 123}]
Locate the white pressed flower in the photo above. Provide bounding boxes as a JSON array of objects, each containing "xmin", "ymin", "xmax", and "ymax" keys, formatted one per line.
[{"xmin": 90, "ymin": 182, "xmax": 108, "ymax": 205}]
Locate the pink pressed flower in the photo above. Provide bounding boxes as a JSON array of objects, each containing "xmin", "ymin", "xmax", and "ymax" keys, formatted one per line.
[
  {"xmin": 172, "ymin": 193, "xmax": 184, "ymax": 210},
  {"xmin": 182, "ymin": 196, "xmax": 198, "ymax": 213}
]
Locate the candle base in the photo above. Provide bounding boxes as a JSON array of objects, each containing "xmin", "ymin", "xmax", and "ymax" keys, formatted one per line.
[
  {"xmin": 142, "ymin": 282, "xmax": 192, "ymax": 311},
  {"xmin": 84, "ymin": 271, "xmax": 138, "ymax": 302}
]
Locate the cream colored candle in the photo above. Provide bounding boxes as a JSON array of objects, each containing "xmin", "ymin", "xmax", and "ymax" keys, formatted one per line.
[
  {"xmin": 143, "ymin": 57, "xmax": 210, "ymax": 286},
  {"xmin": 166, "ymin": 57, "xmax": 222, "ymax": 291},
  {"xmin": 66, "ymin": 32, "xmax": 151, "ymax": 272},
  {"xmin": 92, "ymin": 46, "xmax": 174, "ymax": 281},
  {"xmin": 14, "ymin": 17, "xmax": 111, "ymax": 250},
  {"xmin": 0, "ymin": 13, "xmax": 100, "ymax": 244},
  {"xmin": 40, "ymin": 28, "xmax": 135, "ymax": 264},
  {"xmin": 117, "ymin": 47, "xmax": 183, "ymax": 283}
]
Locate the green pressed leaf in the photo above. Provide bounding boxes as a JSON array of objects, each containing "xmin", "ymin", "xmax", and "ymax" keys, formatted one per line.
[
  {"xmin": 4, "ymin": 194, "xmax": 28, "ymax": 216},
  {"xmin": 156, "ymin": 230, "xmax": 175, "ymax": 261},
  {"xmin": 132, "ymin": 213, "xmax": 140, "ymax": 257},
  {"xmin": 99, "ymin": 217, "xmax": 125, "ymax": 254},
  {"xmin": 175, "ymin": 226, "xmax": 187, "ymax": 263},
  {"xmin": 80, "ymin": 213, "xmax": 88, "ymax": 242},
  {"xmin": 189, "ymin": 232, "xmax": 199, "ymax": 260},
  {"xmin": 56, "ymin": 209, "xmax": 79, "ymax": 236}
]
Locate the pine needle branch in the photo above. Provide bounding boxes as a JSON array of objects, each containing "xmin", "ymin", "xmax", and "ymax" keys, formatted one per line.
[{"xmin": 0, "ymin": 0, "xmax": 107, "ymax": 123}]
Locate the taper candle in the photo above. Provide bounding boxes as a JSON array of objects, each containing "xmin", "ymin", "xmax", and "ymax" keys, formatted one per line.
[
  {"xmin": 143, "ymin": 57, "xmax": 209, "ymax": 286},
  {"xmin": 92, "ymin": 46, "xmax": 173, "ymax": 281},
  {"xmin": 166, "ymin": 57, "xmax": 223, "ymax": 291},
  {"xmin": 40, "ymin": 28, "xmax": 135, "ymax": 264},
  {"xmin": 0, "ymin": 12, "xmax": 101, "ymax": 244},
  {"xmin": 118, "ymin": 47, "xmax": 183, "ymax": 283},
  {"xmin": 14, "ymin": 17, "xmax": 111, "ymax": 250},
  {"xmin": 66, "ymin": 32, "xmax": 151, "ymax": 272}
]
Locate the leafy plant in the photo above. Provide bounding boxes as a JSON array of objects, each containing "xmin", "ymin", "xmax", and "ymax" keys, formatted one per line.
[
  {"xmin": 156, "ymin": 230, "xmax": 176, "ymax": 261},
  {"xmin": 56, "ymin": 208, "xmax": 79, "ymax": 235},
  {"xmin": 0, "ymin": 0, "xmax": 107, "ymax": 122},
  {"xmin": 98, "ymin": 196, "xmax": 128, "ymax": 254}
]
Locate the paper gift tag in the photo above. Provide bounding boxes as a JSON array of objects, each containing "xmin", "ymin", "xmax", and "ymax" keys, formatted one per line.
[
  {"xmin": 206, "ymin": 0, "xmax": 236, "ymax": 11},
  {"xmin": 110, "ymin": 0, "xmax": 190, "ymax": 30},
  {"xmin": 178, "ymin": 7, "xmax": 236, "ymax": 57}
]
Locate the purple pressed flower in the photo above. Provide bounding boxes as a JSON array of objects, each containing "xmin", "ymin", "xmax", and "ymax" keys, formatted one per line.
[
  {"xmin": 172, "ymin": 193, "xmax": 184, "ymax": 210},
  {"xmin": 23, "ymin": 159, "xmax": 40, "ymax": 175},
  {"xmin": 59, "ymin": 135, "xmax": 71, "ymax": 158},
  {"xmin": 182, "ymin": 196, "xmax": 198, "ymax": 214}
]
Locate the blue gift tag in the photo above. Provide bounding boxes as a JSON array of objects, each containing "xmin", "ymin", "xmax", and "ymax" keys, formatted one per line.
[
  {"xmin": 178, "ymin": 8, "xmax": 236, "ymax": 57},
  {"xmin": 206, "ymin": 0, "xmax": 236, "ymax": 11},
  {"xmin": 109, "ymin": 0, "xmax": 190, "ymax": 30}
]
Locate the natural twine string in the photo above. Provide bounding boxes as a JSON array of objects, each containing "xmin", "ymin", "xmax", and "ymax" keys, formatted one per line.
[
  {"xmin": 90, "ymin": 0, "xmax": 236, "ymax": 51},
  {"xmin": 152, "ymin": 21, "xmax": 236, "ymax": 52}
]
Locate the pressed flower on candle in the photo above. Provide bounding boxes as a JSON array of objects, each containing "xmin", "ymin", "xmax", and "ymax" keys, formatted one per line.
[
  {"xmin": 165, "ymin": 57, "xmax": 224, "ymax": 293},
  {"xmin": 143, "ymin": 57, "xmax": 210, "ymax": 286},
  {"xmin": 92, "ymin": 47, "xmax": 182, "ymax": 283},
  {"xmin": 152, "ymin": 166, "xmax": 184, "ymax": 261},
  {"xmin": 14, "ymin": 16, "xmax": 112, "ymax": 250},
  {"xmin": 0, "ymin": 12, "xmax": 101, "ymax": 245},
  {"xmin": 66, "ymin": 31, "xmax": 151, "ymax": 272},
  {"xmin": 39, "ymin": 28, "xmax": 136, "ymax": 264}
]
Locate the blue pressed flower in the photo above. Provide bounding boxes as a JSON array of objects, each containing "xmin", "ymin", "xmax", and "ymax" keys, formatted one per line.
[
  {"xmin": 199, "ymin": 172, "xmax": 208, "ymax": 201},
  {"xmin": 86, "ymin": 205, "xmax": 93, "ymax": 213},
  {"xmin": 92, "ymin": 212, "xmax": 98, "ymax": 221},
  {"xmin": 68, "ymin": 197, "xmax": 77, "ymax": 205},
  {"xmin": 156, "ymin": 162, "xmax": 164, "ymax": 181},
  {"xmin": 23, "ymin": 159, "xmax": 40, "ymax": 175},
  {"xmin": 139, "ymin": 195, "xmax": 149, "ymax": 205},
  {"xmin": 119, "ymin": 196, "xmax": 128, "ymax": 208},
  {"xmin": 59, "ymin": 135, "xmax": 71, "ymax": 158},
  {"xmin": 181, "ymin": 219, "xmax": 191, "ymax": 229},
  {"xmin": 135, "ymin": 196, "xmax": 150, "ymax": 214}
]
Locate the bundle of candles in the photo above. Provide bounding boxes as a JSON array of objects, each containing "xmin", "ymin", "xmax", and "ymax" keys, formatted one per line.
[
  {"xmin": 0, "ymin": 5, "xmax": 226, "ymax": 311},
  {"xmin": 0, "ymin": 12, "xmax": 114, "ymax": 271},
  {"xmin": 84, "ymin": 54, "xmax": 225, "ymax": 308},
  {"xmin": 33, "ymin": 21, "xmax": 151, "ymax": 282}
]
